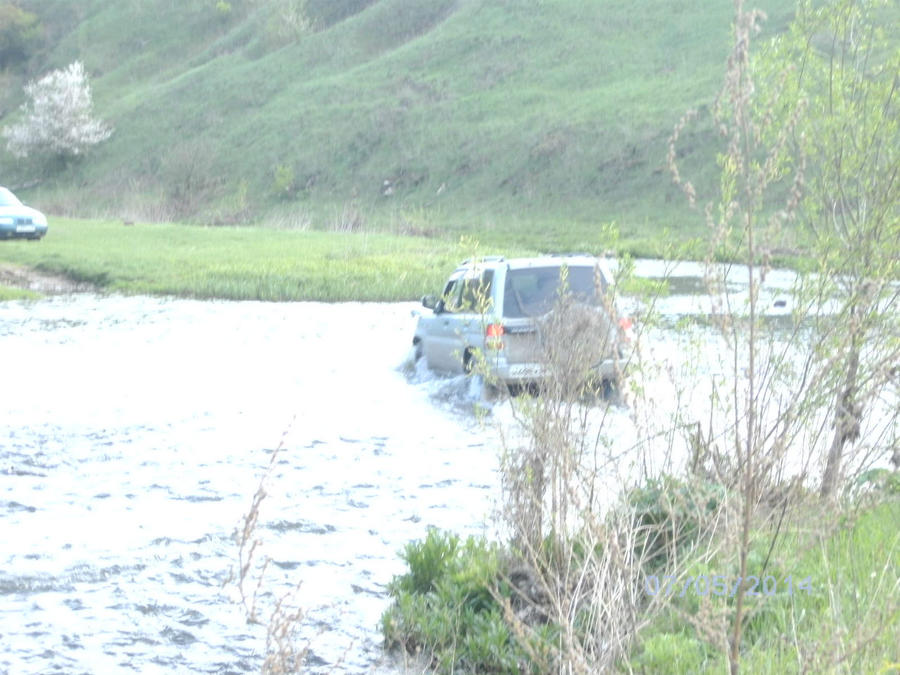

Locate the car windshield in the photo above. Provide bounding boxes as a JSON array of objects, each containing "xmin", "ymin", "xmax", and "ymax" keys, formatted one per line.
[
  {"xmin": 503, "ymin": 265, "xmax": 605, "ymax": 318},
  {"xmin": 0, "ymin": 187, "xmax": 23, "ymax": 207}
]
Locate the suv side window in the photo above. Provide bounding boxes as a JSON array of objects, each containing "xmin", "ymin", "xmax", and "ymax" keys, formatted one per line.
[
  {"xmin": 443, "ymin": 270, "xmax": 494, "ymax": 313},
  {"xmin": 440, "ymin": 278, "xmax": 460, "ymax": 311}
]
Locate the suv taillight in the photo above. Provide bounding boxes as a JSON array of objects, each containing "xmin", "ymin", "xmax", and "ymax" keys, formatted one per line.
[
  {"xmin": 486, "ymin": 323, "xmax": 504, "ymax": 350},
  {"xmin": 618, "ymin": 316, "xmax": 634, "ymax": 342}
]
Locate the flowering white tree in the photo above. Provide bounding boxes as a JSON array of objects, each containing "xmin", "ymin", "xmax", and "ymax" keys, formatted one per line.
[{"xmin": 3, "ymin": 61, "xmax": 112, "ymax": 160}]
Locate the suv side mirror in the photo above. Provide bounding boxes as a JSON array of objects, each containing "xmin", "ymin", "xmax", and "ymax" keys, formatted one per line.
[{"xmin": 421, "ymin": 294, "xmax": 438, "ymax": 310}]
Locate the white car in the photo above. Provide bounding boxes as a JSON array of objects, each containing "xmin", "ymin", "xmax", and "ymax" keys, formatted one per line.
[
  {"xmin": 412, "ymin": 255, "xmax": 630, "ymax": 392},
  {"xmin": 0, "ymin": 187, "xmax": 48, "ymax": 240}
]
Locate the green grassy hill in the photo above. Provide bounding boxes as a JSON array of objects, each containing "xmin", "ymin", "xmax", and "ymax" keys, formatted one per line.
[{"xmin": 2, "ymin": 0, "xmax": 799, "ymax": 248}]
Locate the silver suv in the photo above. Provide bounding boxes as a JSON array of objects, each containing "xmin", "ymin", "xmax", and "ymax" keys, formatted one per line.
[{"xmin": 412, "ymin": 255, "xmax": 629, "ymax": 391}]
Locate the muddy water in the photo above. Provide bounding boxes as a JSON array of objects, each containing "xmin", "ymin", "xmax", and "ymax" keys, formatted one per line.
[{"xmin": 1, "ymin": 261, "xmax": 863, "ymax": 673}]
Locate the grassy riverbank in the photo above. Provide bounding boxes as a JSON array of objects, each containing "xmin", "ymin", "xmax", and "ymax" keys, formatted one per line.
[
  {"xmin": 0, "ymin": 217, "xmax": 540, "ymax": 301},
  {"xmin": 383, "ymin": 489, "xmax": 900, "ymax": 674},
  {"xmin": 0, "ymin": 214, "xmax": 713, "ymax": 302},
  {"xmin": 629, "ymin": 496, "xmax": 900, "ymax": 673},
  {"xmin": 0, "ymin": 284, "xmax": 40, "ymax": 301}
]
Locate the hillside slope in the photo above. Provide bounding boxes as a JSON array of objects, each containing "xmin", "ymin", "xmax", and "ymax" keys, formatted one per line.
[{"xmin": 2, "ymin": 0, "xmax": 798, "ymax": 242}]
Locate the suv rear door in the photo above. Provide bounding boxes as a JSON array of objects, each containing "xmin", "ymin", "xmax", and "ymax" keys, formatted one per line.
[{"xmin": 500, "ymin": 264, "xmax": 613, "ymax": 367}]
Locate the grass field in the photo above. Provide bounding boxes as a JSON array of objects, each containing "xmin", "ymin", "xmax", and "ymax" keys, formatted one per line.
[
  {"xmin": 0, "ymin": 217, "xmax": 540, "ymax": 301},
  {"xmin": 0, "ymin": 209, "xmax": 806, "ymax": 302}
]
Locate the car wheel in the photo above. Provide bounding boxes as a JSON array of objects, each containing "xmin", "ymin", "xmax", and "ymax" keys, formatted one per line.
[
  {"xmin": 463, "ymin": 349, "xmax": 476, "ymax": 375},
  {"xmin": 482, "ymin": 380, "xmax": 504, "ymax": 402},
  {"xmin": 600, "ymin": 377, "xmax": 626, "ymax": 405},
  {"xmin": 507, "ymin": 383, "xmax": 527, "ymax": 397}
]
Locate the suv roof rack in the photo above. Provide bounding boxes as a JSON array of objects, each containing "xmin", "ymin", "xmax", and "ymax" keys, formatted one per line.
[{"xmin": 460, "ymin": 255, "xmax": 506, "ymax": 265}]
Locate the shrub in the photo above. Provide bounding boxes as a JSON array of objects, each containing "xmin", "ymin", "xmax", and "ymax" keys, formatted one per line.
[
  {"xmin": 626, "ymin": 475, "xmax": 724, "ymax": 571},
  {"xmin": 382, "ymin": 529, "xmax": 537, "ymax": 674},
  {"xmin": 272, "ymin": 163, "xmax": 296, "ymax": 199},
  {"xmin": 0, "ymin": 3, "xmax": 40, "ymax": 68},
  {"xmin": 854, "ymin": 469, "xmax": 900, "ymax": 498},
  {"xmin": 3, "ymin": 61, "xmax": 112, "ymax": 161},
  {"xmin": 214, "ymin": 0, "xmax": 232, "ymax": 20},
  {"xmin": 247, "ymin": 0, "xmax": 312, "ymax": 46},
  {"xmin": 392, "ymin": 529, "xmax": 460, "ymax": 596}
]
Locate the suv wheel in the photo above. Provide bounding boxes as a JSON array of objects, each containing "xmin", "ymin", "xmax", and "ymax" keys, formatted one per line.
[{"xmin": 463, "ymin": 349, "xmax": 476, "ymax": 375}]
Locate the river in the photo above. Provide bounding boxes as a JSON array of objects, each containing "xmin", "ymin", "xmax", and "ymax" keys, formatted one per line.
[
  {"xmin": 1, "ymin": 296, "xmax": 508, "ymax": 673},
  {"xmin": 2, "ymin": 260, "xmax": 891, "ymax": 673}
]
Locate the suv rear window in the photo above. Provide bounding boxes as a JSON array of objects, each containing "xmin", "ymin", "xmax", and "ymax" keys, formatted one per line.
[{"xmin": 502, "ymin": 265, "xmax": 605, "ymax": 318}]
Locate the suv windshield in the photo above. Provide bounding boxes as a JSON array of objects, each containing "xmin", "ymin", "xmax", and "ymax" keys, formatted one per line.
[{"xmin": 502, "ymin": 265, "xmax": 605, "ymax": 318}]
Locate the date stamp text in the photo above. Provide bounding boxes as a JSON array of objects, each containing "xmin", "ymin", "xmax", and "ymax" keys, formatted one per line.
[{"xmin": 643, "ymin": 574, "xmax": 813, "ymax": 598}]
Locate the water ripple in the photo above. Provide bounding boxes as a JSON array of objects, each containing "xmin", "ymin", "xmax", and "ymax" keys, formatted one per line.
[{"xmin": 0, "ymin": 295, "xmax": 503, "ymax": 673}]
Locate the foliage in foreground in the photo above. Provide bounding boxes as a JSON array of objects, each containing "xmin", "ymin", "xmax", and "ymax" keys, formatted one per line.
[
  {"xmin": 382, "ymin": 486, "xmax": 900, "ymax": 675},
  {"xmin": 627, "ymin": 495, "xmax": 900, "ymax": 675},
  {"xmin": 381, "ymin": 529, "xmax": 544, "ymax": 675}
]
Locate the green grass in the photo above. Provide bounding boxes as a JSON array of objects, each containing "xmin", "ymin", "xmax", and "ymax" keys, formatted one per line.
[
  {"xmin": 2, "ymin": 0, "xmax": 813, "ymax": 235},
  {"xmin": 0, "ymin": 284, "xmax": 41, "ymax": 301},
  {"xmin": 0, "ymin": 211, "xmax": 811, "ymax": 302},
  {"xmin": 628, "ymin": 497, "xmax": 900, "ymax": 674},
  {"xmin": 383, "ymin": 491, "xmax": 899, "ymax": 674},
  {"xmin": 0, "ymin": 217, "xmax": 537, "ymax": 301},
  {"xmin": 382, "ymin": 529, "xmax": 541, "ymax": 675},
  {"xmin": 0, "ymin": 210, "xmax": 706, "ymax": 303}
]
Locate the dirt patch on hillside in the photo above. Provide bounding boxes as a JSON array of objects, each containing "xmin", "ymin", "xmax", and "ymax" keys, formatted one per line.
[{"xmin": 0, "ymin": 263, "xmax": 94, "ymax": 294}]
